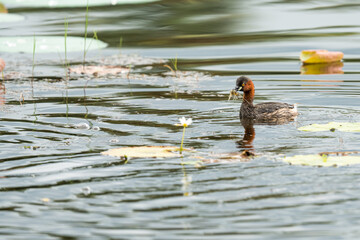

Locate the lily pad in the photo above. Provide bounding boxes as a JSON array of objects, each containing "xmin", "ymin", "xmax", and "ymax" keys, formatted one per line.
[
  {"xmin": 1, "ymin": 0, "xmax": 158, "ymax": 8},
  {"xmin": 0, "ymin": 36, "xmax": 107, "ymax": 53},
  {"xmin": 0, "ymin": 3, "xmax": 8, "ymax": 13},
  {"xmin": 283, "ymin": 154, "xmax": 360, "ymax": 167},
  {"xmin": 298, "ymin": 122, "xmax": 360, "ymax": 132},
  {"xmin": 300, "ymin": 49, "xmax": 344, "ymax": 64},
  {"xmin": 101, "ymin": 146, "xmax": 180, "ymax": 159},
  {"xmin": 0, "ymin": 13, "xmax": 25, "ymax": 22}
]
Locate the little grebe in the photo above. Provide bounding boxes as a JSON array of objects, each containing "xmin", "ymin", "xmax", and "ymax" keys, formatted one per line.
[{"xmin": 233, "ymin": 76, "xmax": 298, "ymax": 121}]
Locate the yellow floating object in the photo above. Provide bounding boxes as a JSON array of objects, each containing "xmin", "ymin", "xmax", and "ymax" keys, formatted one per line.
[
  {"xmin": 300, "ymin": 49, "xmax": 344, "ymax": 64},
  {"xmin": 0, "ymin": 3, "xmax": 7, "ymax": 13}
]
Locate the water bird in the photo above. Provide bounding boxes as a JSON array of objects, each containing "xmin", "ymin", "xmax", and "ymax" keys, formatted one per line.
[{"xmin": 232, "ymin": 76, "xmax": 298, "ymax": 122}]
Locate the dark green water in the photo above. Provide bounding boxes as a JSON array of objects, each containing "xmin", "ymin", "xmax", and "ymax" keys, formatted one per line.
[{"xmin": 1, "ymin": 0, "xmax": 360, "ymax": 239}]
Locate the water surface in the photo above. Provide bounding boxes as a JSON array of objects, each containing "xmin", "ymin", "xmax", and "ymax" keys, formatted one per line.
[{"xmin": 1, "ymin": 0, "xmax": 360, "ymax": 239}]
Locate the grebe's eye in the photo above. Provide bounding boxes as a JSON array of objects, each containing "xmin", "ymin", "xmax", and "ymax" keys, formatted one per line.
[{"xmin": 242, "ymin": 83, "xmax": 245, "ymax": 87}]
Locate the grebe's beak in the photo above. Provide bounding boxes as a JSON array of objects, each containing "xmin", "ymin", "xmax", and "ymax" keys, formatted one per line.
[{"xmin": 234, "ymin": 86, "xmax": 241, "ymax": 92}]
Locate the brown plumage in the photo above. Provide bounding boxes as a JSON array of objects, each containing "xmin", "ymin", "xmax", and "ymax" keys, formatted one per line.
[{"xmin": 234, "ymin": 76, "xmax": 298, "ymax": 122}]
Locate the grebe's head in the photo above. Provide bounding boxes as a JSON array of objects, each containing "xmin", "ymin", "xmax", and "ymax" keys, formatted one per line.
[{"xmin": 234, "ymin": 76, "xmax": 253, "ymax": 92}]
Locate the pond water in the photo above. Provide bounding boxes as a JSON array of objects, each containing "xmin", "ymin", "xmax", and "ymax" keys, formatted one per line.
[{"xmin": 1, "ymin": 0, "xmax": 360, "ymax": 239}]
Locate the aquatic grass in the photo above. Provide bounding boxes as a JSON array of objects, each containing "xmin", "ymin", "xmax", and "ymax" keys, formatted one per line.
[
  {"xmin": 64, "ymin": 17, "xmax": 69, "ymax": 119},
  {"xmin": 171, "ymin": 54, "xmax": 178, "ymax": 72},
  {"xmin": 82, "ymin": 0, "xmax": 93, "ymax": 127},
  {"xmin": 92, "ymin": 30, "xmax": 99, "ymax": 49},
  {"xmin": 32, "ymin": 33, "xmax": 37, "ymax": 122},
  {"xmin": 164, "ymin": 54, "xmax": 178, "ymax": 77},
  {"xmin": 127, "ymin": 64, "xmax": 133, "ymax": 95},
  {"xmin": 86, "ymin": 30, "xmax": 102, "ymax": 59},
  {"xmin": 64, "ymin": 17, "xmax": 69, "ymax": 76},
  {"xmin": 127, "ymin": 64, "xmax": 132, "ymax": 79},
  {"xmin": 119, "ymin": 37, "xmax": 123, "ymax": 56},
  {"xmin": 164, "ymin": 54, "xmax": 180, "ymax": 98},
  {"xmin": 84, "ymin": 30, "xmax": 98, "ymax": 53},
  {"xmin": 177, "ymin": 117, "xmax": 192, "ymax": 154},
  {"xmin": 83, "ymin": 0, "xmax": 89, "ymax": 69},
  {"xmin": 32, "ymin": 33, "xmax": 36, "ymax": 84}
]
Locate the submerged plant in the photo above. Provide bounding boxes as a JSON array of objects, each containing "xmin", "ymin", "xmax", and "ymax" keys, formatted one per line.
[{"xmin": 177, "ymin": 117, "xmax": 192, "ymax": 154}]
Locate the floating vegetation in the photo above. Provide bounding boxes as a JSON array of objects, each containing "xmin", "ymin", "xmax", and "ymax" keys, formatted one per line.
[
  {"xmin": 298, "ymin": 122, "xmax": 360, "ymax": 132},
  {"xmin": 0, "ymin": 36, "xmax": 107, "ymax": 53},
  {"xmin": 283, "ymin": 151, "xmax": 360, "ymax": 167},
  {"xmin": 101, "ymin": 145, "xmax": 256, "ymax": 165},
  {"xmin": 69, "ymin": 65, "xmax": 130, "ymax": 77},
  {"xmin": 101, "ymin": 146, "xmax": 181, "ymax": 159},
  {"xmin": 300, "ymin": 49, "xmax": 344, "ymax": 64},
  {"xmin": 228, "ymin": 89, "xmax": 240, "ymax": 101},
  {"xmin": 100, "ymin": 54, "xmax": 164, "ymax": 67},
  {"xmin": 201, "ymin": 150, "xmax": 256, "ymax": 164},
  {"xmin": 163, "ymin": 70, "xmax": 212, "ymax": 90}
]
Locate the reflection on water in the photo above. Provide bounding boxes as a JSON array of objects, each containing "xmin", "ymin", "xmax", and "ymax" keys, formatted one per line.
[
  {"xmin": 2, "ymin": 0, "xmax": 360, "ymax": 239},
  {"xmin": 237, "ymin": 118, "xmax": 256, "ymax": 151},
  {"xmin": 0, "ymin": 83, "xmax": 4, "ymax": 105},
  {"xmin": 237, "ymin": 115, "xmax": 297, "ymax": 155},
  {"xmin": 301, "ymin": 62, "xmax": 344, "ymax": 75}
]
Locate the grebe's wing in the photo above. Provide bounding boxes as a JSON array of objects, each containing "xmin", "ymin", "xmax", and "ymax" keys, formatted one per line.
[{"xmin": 254, "ymin": 102, "xmax": 295, "ymax": 114}]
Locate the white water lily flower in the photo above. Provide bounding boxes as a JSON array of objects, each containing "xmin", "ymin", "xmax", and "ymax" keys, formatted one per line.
[{"xmin": 178, "ymin": 117, "xmax": 192, "ymax": 127}]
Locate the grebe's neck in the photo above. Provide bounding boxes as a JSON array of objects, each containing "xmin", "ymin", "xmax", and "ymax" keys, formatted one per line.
[{"xmin": 243, "ymin": 88, "xmax": 254, "ymax": 105}]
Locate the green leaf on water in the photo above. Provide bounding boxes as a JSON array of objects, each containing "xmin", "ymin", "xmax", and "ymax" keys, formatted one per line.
[
  {"xmin": 0, "ymin": 36, "xmax": 107, "ymax": 53},
  {"xmin": 283, "ymin": 154, "xmax": 360, "ymax": 167},
  {"xmin": 1, "ymin": 0, "xmax": 159, "ymax": 8},
  {"xmin": 0, "ymin": 13, "xmax": 25, "ymax": 22},
  {"xmin": 298, "ymin": 122, "xmax": 360, "ymax": 132}
]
